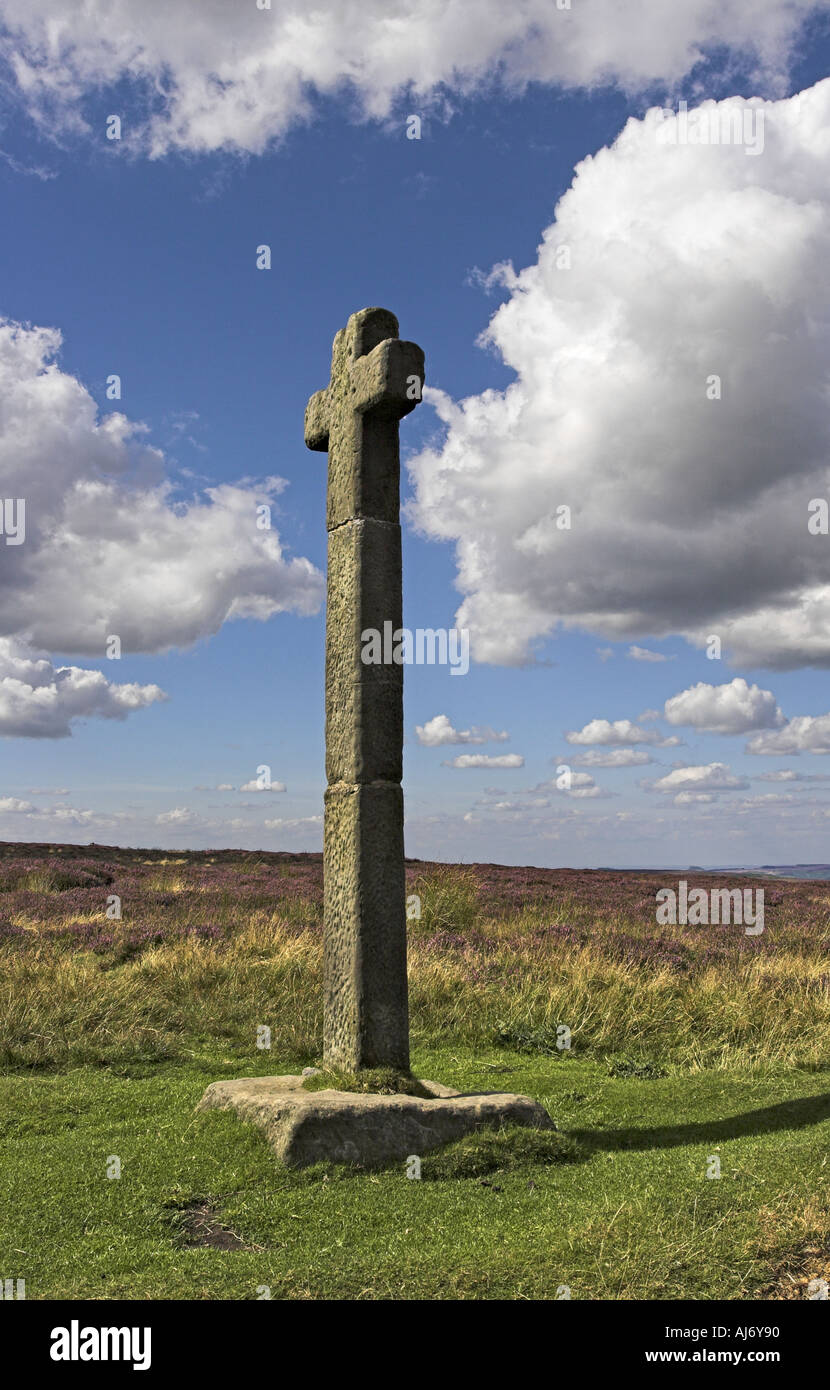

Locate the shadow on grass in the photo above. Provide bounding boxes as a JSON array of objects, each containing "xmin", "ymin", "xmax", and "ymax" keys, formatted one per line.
[{"xmin": 571, "ymin": 1092, "xmax": 830, "ymax": 1153}]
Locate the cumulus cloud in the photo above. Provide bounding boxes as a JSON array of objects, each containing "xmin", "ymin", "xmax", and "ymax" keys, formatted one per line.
[
  {"xmin": 415, "ymin": 713, "xmax": 509, "ymax": 746},
  {"xmin": 566, "ymin": 719, "xmax": 679, "ymax": 747},
  {"xmin": 651, "ymin": 762, "xmax": 750, "ymax": 793},
  {"xmin": 238, "ymin": 780, "xmax": 287, "ymax": 792},
  {"xmin": 0, "ymin": 318, "xmax": 323, "ymax": 658},
  {"xmin": 442, "ymin": 753, "xmax": 525, "ymax": 769},
  {"xmin": 570, "ymin": 747, "xmax": 654, "ymax": 768},
  {"xmin": 664, "ymin": 678, "xmax": 785, "ymax": 734},
  {"xmin": 529, "ymin": 771, "xmax": 610, "ymax": 799},
  {"xmin": 0, "ymin": 636, "xmax": 166, "ymax": 738},
  {"xmin": 747, "ymin": 714, "xmax": 830, "ymax": 754},
  {"xmin": 409, "ymin": 80, "xmax": 830, "ymax": 671},
  {"xmin": 0, "ymin": 796, "xmax": 103, "ymax": 824},
  {"xmin": 31, "ymin": 805, "xmax": 99, "ymax": 825},
  {"xmin": 564, "ymin": 772, "xmax": 603, "ymax": 799},
  {"xmin": 0, "ymin": 1, "xmax": 822, "ymax": 155}
]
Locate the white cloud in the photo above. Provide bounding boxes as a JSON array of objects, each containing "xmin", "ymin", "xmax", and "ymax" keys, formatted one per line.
[
  {"xmin": 734, "ymin": 792, "xmax": 800, "ymax": 808},
  {"xmin": 564, "ymin": 772, "xmax": 603, "ymax": 799},
  {"xmin": 415, "ymin": 713, "xmax": 508, "ymax": 746},
  {"xmin": 238, "ymin": 780, "xmax": 287, "ymax": 793},
  {"xmin": 529, "ymin": 771, "xmax": 610, "ymax": 799},
  {"xmin": 628, "ymin": 645, "xmax": 672, "ymax": 662},
  {"xmin": 0, "ymin": 635, "xmax": 166, "ymax": 738},
  {"xmin": 747, "ymin": 714, "xmax": 830, "ymax": 755},
  {"xmin": 651, "ymin": 762, "xmax": 750, "ymax": 793},
  {"xmin": 0, "ymin": 318, "xmax": 323, "ymax": 657},
  {"xmin": 442, "ymin": 753, "xmax": 525, "ymax": 769},
  {"xmin": 664, "ymin": 678, "xmax": 784, "ymax": 734},
  {"xmin": 155, "ymin": 807, "xmax": 196, "ymax": 825},
  {"xmin": 756, "ymin": 768, "xmax": 830, "ymax": 782},
  {"xmin": 0, "ymin": 1, "xmax": 822, "ymax": 155},
  {"xmin": 409, "ymin": 80, "xmax": 830, "ymax": 670},
  {"xmin": 566, "ymin": 718, "xmax": 679, "ymax": 747},
  {"xmin": 263, "ymin": 816, "xmax": 323, "ymax": 831},
  {"xmin": 570, "ymin": 747, "xmax": 654, "ymax": 768},
  {"xmin": 673, "ymin": 791, "xmax": 716, "ymax": 805},
  {"xmin": 31, "ymin": 805, "xmax": 98, "ymax": 825},
  {"xmin": 482, "ymin": 800, "xmax": 545, "ymax": 813},
  {"xmin": 0, "ymin": 796, "xmax": 103, "ymax": 824}
]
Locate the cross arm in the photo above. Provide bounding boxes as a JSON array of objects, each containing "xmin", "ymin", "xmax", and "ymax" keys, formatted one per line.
[
  {"xmin": 350, "ymin": 339, "xmax": 425, "ymax": 420},
  {"xmin": 304, "ymin": 388, "xmax": 330, "ymax": 451}
]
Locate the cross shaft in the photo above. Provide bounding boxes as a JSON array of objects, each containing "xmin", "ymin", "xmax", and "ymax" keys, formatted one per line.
[{"xmin": 305, "ymin": 306, "xmax": 424, "ymax": 1071}]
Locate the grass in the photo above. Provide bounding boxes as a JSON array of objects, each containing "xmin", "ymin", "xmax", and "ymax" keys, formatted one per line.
[
  {"xmin": 300, "ymin": 1068, "xmax": 435, "ymax": 1097},
  {"xmin": 0, "ymin": 842, "xmax": 828, "ymax": 1299},
  {"xmin": 1, "ymin": 1053, "xmax": 827, "ymax": 1300}
]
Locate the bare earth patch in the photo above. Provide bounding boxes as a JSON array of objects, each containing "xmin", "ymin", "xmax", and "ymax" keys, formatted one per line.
[
  {"xmin": 758, "ymin": 1245, "xmax": 830, "ymax": 1299},
  {"xmin": 164, "ymin": 1198, "xmax": 263, "ymax": 1253}
]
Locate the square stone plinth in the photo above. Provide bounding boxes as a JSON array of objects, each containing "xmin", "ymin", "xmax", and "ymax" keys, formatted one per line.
[{"xmin": 196, "ymin": 1075, "xmax": 554, "ymax": 1168}]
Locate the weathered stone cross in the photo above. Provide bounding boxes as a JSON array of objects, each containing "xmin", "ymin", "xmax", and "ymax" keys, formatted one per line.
[{"xmin": 305, "ymin": 307, "xmax": 425, "ymax": 1072}]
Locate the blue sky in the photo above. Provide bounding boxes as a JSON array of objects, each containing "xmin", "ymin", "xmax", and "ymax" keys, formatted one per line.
[{"xmin": 3, "ymin": 1, "xmax": 830, "ymax": 866}]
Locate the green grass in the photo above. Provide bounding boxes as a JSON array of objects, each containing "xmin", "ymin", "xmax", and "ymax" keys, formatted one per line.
[
  {"xmin": 1, "ymin": 849, "xmax": 829, "ymax": 1299},
  {"xmin": 1, "ymin": 1047, "xmax": 828, "ymax": 1300},
  {"xmin": 300, "ymin": 1068, "xmax": 435, "ymax": 1097}
]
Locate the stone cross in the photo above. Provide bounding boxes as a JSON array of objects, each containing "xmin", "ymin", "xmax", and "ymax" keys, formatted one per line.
[{"xmin": 305, "ymin": 307, "xmax": 425, "ymax": 1071}]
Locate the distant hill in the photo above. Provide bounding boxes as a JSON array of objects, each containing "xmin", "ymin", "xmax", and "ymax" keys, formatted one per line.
[{"xmin": 754, "ymin": 864, "xmax": 830, "ymax": 880}]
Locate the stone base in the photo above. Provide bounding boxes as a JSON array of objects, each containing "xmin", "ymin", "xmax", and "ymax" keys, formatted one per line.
[{"xmin": 195, "ymin": 1075, "xmax": 553, "ymax": 1168}]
